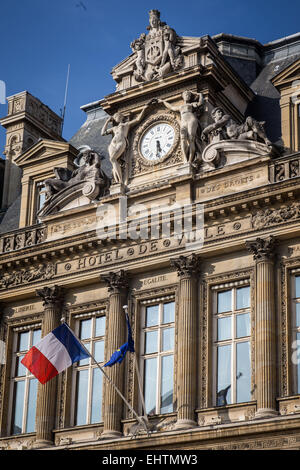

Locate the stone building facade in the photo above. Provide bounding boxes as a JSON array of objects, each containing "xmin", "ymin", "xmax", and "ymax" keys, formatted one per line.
[{"xmin": 1, "ymin": 10, "xmax": 300, "ymax": 450}]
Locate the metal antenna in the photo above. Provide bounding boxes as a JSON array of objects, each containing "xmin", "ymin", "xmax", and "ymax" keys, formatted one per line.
[{"xmin": 61, "ymin": 64, "xmax": 70, "ymax": 134}]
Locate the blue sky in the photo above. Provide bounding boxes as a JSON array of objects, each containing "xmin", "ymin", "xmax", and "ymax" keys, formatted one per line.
[{"xmin": 1, "ymin": 0, "xmax": 300, "ymax": 154}]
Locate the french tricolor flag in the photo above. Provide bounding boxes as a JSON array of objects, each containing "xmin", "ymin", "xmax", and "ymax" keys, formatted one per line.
[{"xmin": 21, "ymin": 323, "xmax": 90, "ymax": 384}]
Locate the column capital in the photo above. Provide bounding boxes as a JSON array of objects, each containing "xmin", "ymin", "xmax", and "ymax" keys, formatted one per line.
[
  {"xmin": 171, "ymin": 254, "xmax": 202, "ymax": 278},
  {"xmin": 101, "ymin": 270, "xmax": 129, "ymax": 294},
  {"xmin": 246, "ymin": 235, "xmax": 278, "ymax": 262},
  {"xmin": 36, "ymin": 285, "xmax": 65, "ymax": 308}
]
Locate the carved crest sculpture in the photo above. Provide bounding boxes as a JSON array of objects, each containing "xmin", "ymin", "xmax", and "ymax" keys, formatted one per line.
[{"xmin": 130, "ymin": 10, "xmax": 183, "ymax": 82}]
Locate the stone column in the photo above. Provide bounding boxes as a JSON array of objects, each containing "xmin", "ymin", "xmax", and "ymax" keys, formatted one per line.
[
  {"xmin": 34, "ymin": 285, "xmax": 64, "ymax": 447},
  {"xmin": 171, "ymin": 254, "xmax": 201, "ymax": 429},
  {"xmin": 246, "ymin": 236, "xmax": 278, "ymax": 418},
  {"xmin": 101, "ymin": 270, "xmax": 128, "ymax": 438}
]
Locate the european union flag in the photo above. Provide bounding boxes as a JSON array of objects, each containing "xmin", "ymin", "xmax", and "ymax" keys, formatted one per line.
[{"xmin": 104, "ymin": 314, "xmax": 135, "ymax": 367}]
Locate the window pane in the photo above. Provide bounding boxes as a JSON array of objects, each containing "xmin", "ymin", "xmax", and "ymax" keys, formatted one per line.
[
  {"xmin": 16, "ymin": 355, "xmax": 27, "ymax": 377},
  {"xmin": 296, "ymin": 304, "xmax": 300, "ymax": 328},
  {"xmin": 95, "ymin": 317, "xmax": 106, "ymax": 337},
  {"xmin": 236, "ymin": 342, "xmax": 251, "ymax": 403},
  {"xmin": 75, "ymin": 370, "xmax": 89, "ymax": 425},
  {"xmin": 297, "ymin": 333, "xmax": 300, "ymax": 394},
  {"xmin": 163, "ymin": 302, "xmax": 175, "ymax": 324},
  {"xmin": 161, "ymin": 355, "xmax": 173, "ymax": 414},
  {"xmin": 296, "ymin": 276, "xmax": 300, "ymax": 298},
  {"xmin": 80, "ymin": 319, "xmax": 92, "ymax": 340},
  {"xmin": 79, "ymin": 342, "xmax": 90, "ymax": 366},
  {"xmin": 217, "ymin": 345, "xmax": 231, "ymax": 405},
  {"xmin": 217, "ymin": 317, "xmax": 231, "ymax": 341},
  {"xmin": 236, "ymin": 313, "xmax": 250, "ymax": 338},
  {"xmin": 146, "ymin": 305, "xmax": 159, "ymax": 327},
  {"xmin": 26, "ymin": 379, "xmax": 38, "ymax": 433},
  {"xmin": 94, "ymin": 340, "xmax": 104, "ymax": 363},
  {"xmin": 236, "ymin": 286, "xmax": 250, "ymax": 309},
  {"xmin": 217, "ymin": 290, "xmax": 232, "ymax": 313},
  {"xmin": 91, "ymin": 368, "xmax": 103, "ymax": 424},
  {"xmin": 145, "ymin": 331, "xmax": 158, "ymax": 354},
  {"xmin": 144, "ymin": 358, "xmax": 157, "ymax": 415},
  {"xmin": 162, "ymin": 328, "xmax": 174, "ymax": 352},
  {"xmin": 32, "ymin": 329, "xmax": 41, "ymax": 346},
  {"xmin": 18, "ymin": 332, "xmax": 29, "ymax": 352},
  {"xmin": 12, "ymin": 380, "xmax": 25, "ymax": 434}
]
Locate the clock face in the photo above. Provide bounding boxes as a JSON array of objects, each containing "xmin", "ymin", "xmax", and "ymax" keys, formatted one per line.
[{"xmin": 140, "ymin": 123, "xmax": 175, "ymax": 161}]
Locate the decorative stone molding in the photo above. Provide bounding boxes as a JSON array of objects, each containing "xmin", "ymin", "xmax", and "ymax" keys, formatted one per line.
[
  {"xmin": 101, "ymin": 270, "xmax": 129, "ymax": 294},
  {"xmin": 246, "ymin": 235, "xmax": 278, "ymax": 262},
  {"xmin": 171, "ymin": 253, "xmax": 202, "ymax": 278},
  {"xmin": 252, "ymin": 202, "xmax": 300, "ymax": 230},
  {"xmin": 0, "ymin": 263, "xmax": 56, "ymax": 290},
  {"xmin": 201, "ymin": 139, "xmax": 273, "ymax": 172},
  {"xmin": 36, "ymin": 285, "xmax": 65, "ymax": 308},
  {"xmin": 0, "ymin": 226, "xmax": 47, "ymax": 254}
]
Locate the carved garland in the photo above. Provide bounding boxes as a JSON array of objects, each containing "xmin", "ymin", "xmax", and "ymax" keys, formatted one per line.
[{"xmin": 131, "ymin": 113, "xmax": 181, "ymax": 177}]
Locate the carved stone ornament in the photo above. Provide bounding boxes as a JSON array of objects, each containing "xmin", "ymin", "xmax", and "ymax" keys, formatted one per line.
[
  {"xmin": 171, "ymin": 254, "xmax": 202, "ymax": 278},
  {"xmin": 245, "ymin": 236, "xmax": 278, "ymax": 262},
  {"xmin": 129, "ymin": 10, "xmax": 183, "ymax": 84},
  {"xmin": 0, "ymin": 263, "xmax": 56, "ymax": 290},
  {"xmin": 201, "ymin": 107, "xmax": 274, "ymax": 171},
  {"xmin": 101, "ymin": 270, "xmax": 129, "ymax": 293},
  {"xmin": 252, "ymin": 202, "xmax": 300, "ymax": 230},
  {"xmin": 36, "ymin": 285, "xmax": 65, "ymax": 307},
  {"xmin": 131, "ymin": 112, "xmax": 181, "ymax": 176},
  {"xmin": 37, "ymin": 149, "xmax": 111, "ymax": 217}
]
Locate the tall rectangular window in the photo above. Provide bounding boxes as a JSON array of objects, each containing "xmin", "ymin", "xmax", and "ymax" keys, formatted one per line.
[
  {"xmin": 292, "ymin": 274, "xmax": 300, "ymax": 393},
  {"xmin": 213, "ymin": 284, "xmax": 251, "ymax": 406},
  {"xmin": 73, "ymin": 314, "xmax": 106, "ymax": 426},
  {"xmin": 141, "ymin": 300, "xmax": 175, "ymax": 416},
  {"xmin": 10, "ymin": 327, "xmax": 41, "ymax": 435}
]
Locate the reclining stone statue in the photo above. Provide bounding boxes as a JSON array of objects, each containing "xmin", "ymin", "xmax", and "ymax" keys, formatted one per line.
[
  {"xmin": 44, "ymin": 149, "xmax": 110, "ymax": 201},
  {"xmin": 201, "ymin": 107, "xmax": 271, "ymax": 146}
]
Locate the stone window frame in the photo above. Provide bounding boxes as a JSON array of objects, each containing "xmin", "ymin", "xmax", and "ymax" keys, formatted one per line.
[
  {"xmin": 139, "ymin": 295, "xmax": 176, "ymax": 416},
  {"xmin": 201, "ymin": 269, "xmax": 255, "ymax": 410},
  {"xmin": 290, "ymin": 268, "xmax": 300, "ymax": 395},
  {"xmin": 7, "ymin": 323, "xmax": 42, "ymax": 437},
  {"xmin": 129, "ymin": 286, "xmax": 178, "ymax": 420},
  {"xmin": 0, "ymin": 313, "xmax": 43, "ymax": 438},
  {"xmin": 211, "ymin": 280, "xmax": 252, "ymax": 407},
  {"xmin": 69, "ymin": 308, "xmax": 107, "ymax": 428}
]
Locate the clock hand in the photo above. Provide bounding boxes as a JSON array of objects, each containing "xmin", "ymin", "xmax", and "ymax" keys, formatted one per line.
[{"xmin": 156, "ymin": 140, "xmax": 162, "ymax": 156}]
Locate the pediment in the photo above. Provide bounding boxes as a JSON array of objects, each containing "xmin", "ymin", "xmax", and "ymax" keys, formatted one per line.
[
  {"xmin": 272, "ymin": 58, "xmax": 300, "ymax": 88},
  {"xmin": 15, "ymin": 139, "xmax": 78, "ymax": 168}
]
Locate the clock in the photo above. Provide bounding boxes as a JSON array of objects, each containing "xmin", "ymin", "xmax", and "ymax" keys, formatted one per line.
[{"xmin": 140, "ymin": 122, "xmax": 175, "ymax": 161}]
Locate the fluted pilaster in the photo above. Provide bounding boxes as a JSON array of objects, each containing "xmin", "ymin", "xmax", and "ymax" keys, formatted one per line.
[
  {"xmin": 101, "ymin": 270, "xmax": 128, "ymax": 438},
  {"xmin": 171, "ymin": 254, "xmax": 201, "ymax": 429},
  {"xmin": 246, "ymin": 236, "xmax": 278, "ymax": 417},
  {"xmin": 34, "ymin": 285, "xmax": 64, "ymax": 447}
]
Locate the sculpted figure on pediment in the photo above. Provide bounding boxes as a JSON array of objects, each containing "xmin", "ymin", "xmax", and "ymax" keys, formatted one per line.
[
  {"xmin": 158, "ymin": 90, "xmax": 204, "ymax": 163},
  {"xmin": 43, "ymin": 149, "xmax": 110, "ymax": 201},
  {"xmin": 101, "ymin": 104, "xmax": 149, "ymax": 183},
  {"xmin": 202, "ymin": 107, "xmax": 272, "ymax": 146}
]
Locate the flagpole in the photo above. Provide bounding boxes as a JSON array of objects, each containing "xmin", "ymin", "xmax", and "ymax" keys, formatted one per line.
[{"xmin": 62, "ymin": 320, "xmax": 149, "ymax": 435}]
